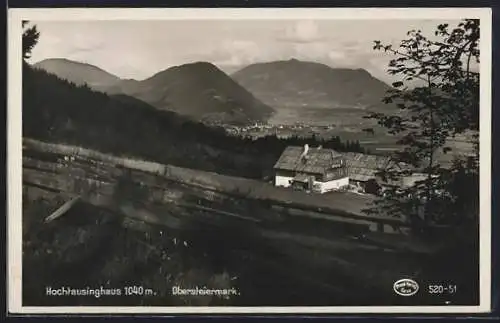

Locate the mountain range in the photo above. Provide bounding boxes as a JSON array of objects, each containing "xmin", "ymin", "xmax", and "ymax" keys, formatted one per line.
[
  {"xmin": 231, "ymin": 58, "xmax": 392, "ymax": 111},
  {"xmin": 24, "ymin": 64, "xmax": 368, "ymax": 181},
  {"xmin": 34, "ymin": 59, "xmax": 273, "ymax": 125},
  {"xmin": 33, "ymin": 58, "xmax": 394, "ymax": 126}
]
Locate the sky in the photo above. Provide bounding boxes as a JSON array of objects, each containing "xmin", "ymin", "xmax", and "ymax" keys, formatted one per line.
[{"xmin": 29, "ymin": 19, "xmax": 461, "ymax": 83}]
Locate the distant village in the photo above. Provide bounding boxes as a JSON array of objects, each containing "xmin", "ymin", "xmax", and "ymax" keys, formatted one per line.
[{"xmin": 222, "ymin": 122, "xmax": 337, "ymax": 139}]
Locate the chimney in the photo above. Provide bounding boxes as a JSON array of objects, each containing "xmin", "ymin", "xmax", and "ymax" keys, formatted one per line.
[{"xmin": 300, "ymin": 144, "xmax": 309, "ymax": 159}]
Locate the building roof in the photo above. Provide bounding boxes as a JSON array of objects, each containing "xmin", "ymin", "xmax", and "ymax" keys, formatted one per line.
[
  {"xmin": 273, "ymin": 146, "xmax": 344, "ymax": 175},
  {"xmin": 342, "ymin": 152, "xmax": 413, "ymax": 182},
  {"xmin": 274, "ymin": 146, "xmax": 416, "ymax": 183},
  {"xmin": 341, "ymin": 152, "xmax": 396, "ymax": 182}
]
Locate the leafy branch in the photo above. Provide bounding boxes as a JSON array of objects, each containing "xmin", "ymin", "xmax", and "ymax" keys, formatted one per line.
[
  {"xmin": 364, "ymin": 19, "xmax": 480, "ymax": 229},
  {"xmin": 22, "ymin": 20, "xmax": 40, "ymax": 60}
]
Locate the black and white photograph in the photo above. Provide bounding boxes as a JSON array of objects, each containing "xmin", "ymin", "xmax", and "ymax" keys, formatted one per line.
[{"xmin": 8, "ymin": 8, "xmax": 492, "ymax": 314}]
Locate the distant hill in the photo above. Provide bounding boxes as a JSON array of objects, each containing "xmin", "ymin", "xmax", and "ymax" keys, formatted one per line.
[
  {"xmin": 110, "ymin": 62, "xmax": 274, "ymax": 125},
  {"xmin": 33, "ymin": 58, "xmax": 121, "ymax": 89},
  {"xmin": 34, "ymin": 59, "xmax": 274, "ymax": 125},
  {"xmin": 232, "ymin": 59, "xmax": 393, "ymax": 112}
]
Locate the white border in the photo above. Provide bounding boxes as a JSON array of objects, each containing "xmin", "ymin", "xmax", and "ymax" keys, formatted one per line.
[{"xmin": 7, "ymin": 8, "xmax": 492, "ymax": 315}]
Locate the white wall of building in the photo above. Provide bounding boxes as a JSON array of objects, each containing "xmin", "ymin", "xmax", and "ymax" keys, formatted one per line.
[
  {"xmin": 275, "ymin": 175, "xmax": 293, "ymax": 188},
  {"xmin": 275, "ymin": 174, "xmax": 350, "ymax": 193},
  {"xmin": 316, "ymin": 177, "xmax": 349, "ymax": 193}
]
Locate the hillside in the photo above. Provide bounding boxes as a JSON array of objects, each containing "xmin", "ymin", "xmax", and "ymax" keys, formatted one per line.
[
  {"xmin": 22, "ymin": 138, "xmax": 479, "ymax": 306},
  {"xmin": 22, "ymin": 64, "xmax": 365, "ymax": 180},
  {"xmin": 232, "ymin": 59, "xmax": 392, "ymax": 111},
  {"xmin": 34, "ymin": 59, "xmax": 274, "ymax": 125},
  {"xmin": 116, "ymin": 62, "xmax": 274, "ymax": 125},
  {"xmin": 33, "ymin": 58, "xmax": 121, "ymax": 89}
]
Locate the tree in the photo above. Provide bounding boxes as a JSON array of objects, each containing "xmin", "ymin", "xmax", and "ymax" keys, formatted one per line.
[
  {"xmin": 22, "ymin": 21, "xmax": 40, "ymax": 60},
  {"xmin": 363, "ymin": 19, "xmax": 480, "ymax": 228}
]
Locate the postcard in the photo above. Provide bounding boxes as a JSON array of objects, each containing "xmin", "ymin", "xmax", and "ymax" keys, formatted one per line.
[{"xmin": 7, "ymin": 7, "xmax": 492, "ymax": 314}]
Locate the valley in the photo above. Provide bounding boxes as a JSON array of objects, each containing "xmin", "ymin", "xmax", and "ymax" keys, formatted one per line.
[{"xmin": 33, "ymin": 57, "xmax": 475, "ymax": 166}]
